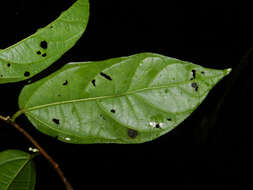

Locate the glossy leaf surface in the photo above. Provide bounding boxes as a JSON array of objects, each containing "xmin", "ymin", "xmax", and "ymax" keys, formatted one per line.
[
  {"xmin": 18, "ymin": 53, "xmax": 231, "ymax": 144},
  {"xmin": 0, "ymin": 0, "xmax": 89, "ymax": 84},
  {"xmin": 0, "ymin": 150, "xmax": 36, "ymax": 190}
]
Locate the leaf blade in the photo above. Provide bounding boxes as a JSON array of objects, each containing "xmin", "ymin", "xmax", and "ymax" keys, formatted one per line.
[
  {"xmin": 18, "ymin": 53, "xmax": 231, "ymax": 144},
  {"xmin": 0, "ymin": 0, "xmax": 89, "ymax": 84},
  {"xmin": 0, "ymin": 150, "xmax": 36, "ymax": 190}
]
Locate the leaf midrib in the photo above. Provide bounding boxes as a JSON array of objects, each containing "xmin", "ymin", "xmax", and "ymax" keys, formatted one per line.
[
  {"xmin": 22, "ymin": 71, "xmax": 225, "ymax": 113},
  {"xmin": 22, "ymin": 80, "xmax": 192, "ymax": 113}
]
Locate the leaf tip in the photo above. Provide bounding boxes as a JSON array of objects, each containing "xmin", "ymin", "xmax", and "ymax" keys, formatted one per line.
[{"xmin": 224, "ymin": 68, "xmax": 232, "ymax": 76}]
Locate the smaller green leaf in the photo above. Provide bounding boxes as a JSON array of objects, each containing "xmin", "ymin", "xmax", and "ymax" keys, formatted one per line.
[
  {"xmin": 0, "ymin": 150, "xmax": 36, "ymax": 190},
  {"xmin": 0, "ymin": 0, "xmax": 89, "ymax": 84}
]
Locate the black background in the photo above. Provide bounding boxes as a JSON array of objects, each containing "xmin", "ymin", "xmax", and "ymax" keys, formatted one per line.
[{"xmin": 0, "ymin": 0, "xmax": 253, "ymax": 189}]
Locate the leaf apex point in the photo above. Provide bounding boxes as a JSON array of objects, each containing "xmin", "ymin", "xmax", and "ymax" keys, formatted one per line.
[{"xmin": 224, "ymin": 68, "xmax": 232, "ymax": 75}]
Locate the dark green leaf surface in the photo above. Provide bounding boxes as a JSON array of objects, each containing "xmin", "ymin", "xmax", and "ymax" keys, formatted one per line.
[
  {"xmin": 18, "ymin": 53, "xmax": 231, "ymax": 144},
  {"xmin": 0, "ymin": 0, "xmax": 89, "ymax": 84},
  {"xmin": 0, "ymin": 150, "xmax": 36, "ymax": 190}
]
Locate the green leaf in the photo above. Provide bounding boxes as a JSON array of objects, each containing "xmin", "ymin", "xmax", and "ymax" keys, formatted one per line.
[
  {"xmin": 18, "ymin": 53, "xmax": 231, "ymax": 144},
  {"xmin": 0, "ymin": 150, "xmax": 36, "ymax": 190},
  {"xmin": 0, "ymin": 0, "xmax": 89, "ymax": 84}
]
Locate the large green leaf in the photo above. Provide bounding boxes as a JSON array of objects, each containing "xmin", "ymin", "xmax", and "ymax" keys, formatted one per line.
[
  {"xmin": 0, "ymin": 150, "xmax": 36, "ymax": 190},
  {"xmin": 18, "ymin": 53, "xmax": 231, "ymax": 144},
  {"xmin": 0, "ymin": 0, "xmax": 89, "ymax": 84}
]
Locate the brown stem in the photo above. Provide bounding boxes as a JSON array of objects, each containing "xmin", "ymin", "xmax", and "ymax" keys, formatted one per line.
[{"xmin": 0, "ymin": 115, "xmax": 73, "ymax": 190}]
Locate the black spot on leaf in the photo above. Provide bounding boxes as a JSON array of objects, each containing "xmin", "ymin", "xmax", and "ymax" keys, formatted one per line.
[
  {"xmin": 191, "ymin": 82, "xmax": 198, "ymax": 91},
  {"xmin": 92, "ymin": 79, "xmax": 96, "ymax": 86},
  {"xmin": 24, "ymin": 71, "xmax": 30, "ymax": 77},
  {"xmin": 111, "ymin": 109, "xmax": 116, "ymax": 113},
  {"xmin": 128, "ymin": 129, "xmax": 138, "ymax": 138},
  {"xmin": 40, "ymin": 40, "xmax": 48, "ymax": 49},
  {"xmin": 155, "ymin": 123, "xmax": 161, "ymax": 129},
  {"xmin": 37, "ymin": 51, "xmax": 41, "ymax": 55},
  {"xmin": 201, "ymin": 71, "xmax": 205, "ymax": 75},
  {"xmin": 42, "ymin": 53, "xmax": 47, "ymax": 57},
  {"xmin": 52, "ymin": 118, "xmax": 60, "ymax": 125},
  {"xmin": 167, "ymin": 118, "xmax": 172, "ymax": 121},
  {"xmin": 63, "ymin": 80, "xmax": 68, "ymax": 86},
  {"xmin": 191, "ymin": 70, "xmax": 196, "ymax": 80},
  {"xmin": 7, "ymin": 63, "xmax": 11, "ymax": 67},
  {"xmin": 100, "ymin": 72, "xmax": 112, "ymax": 81}
]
